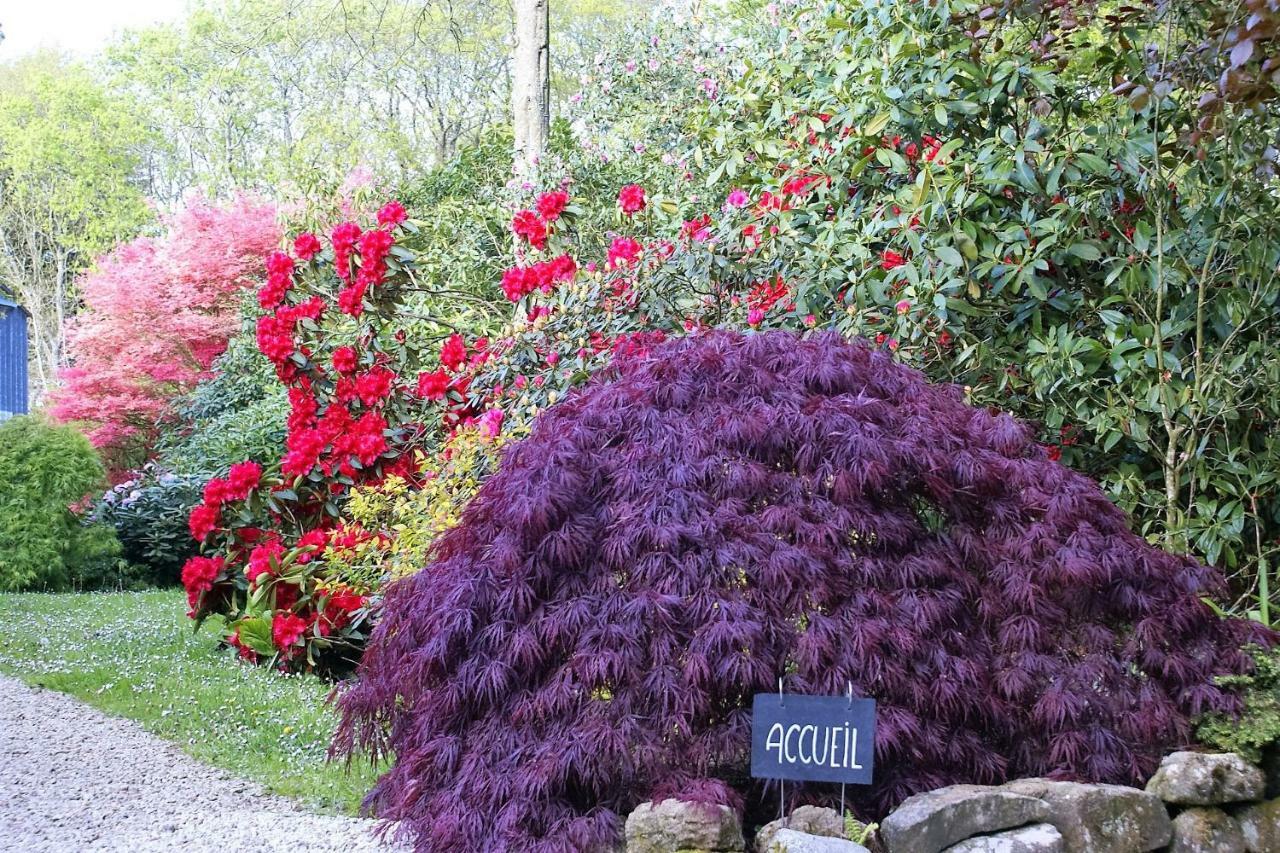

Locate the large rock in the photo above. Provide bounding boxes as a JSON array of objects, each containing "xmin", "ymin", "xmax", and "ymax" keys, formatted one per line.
[
  {"xmin": 879, "ymin": 785, "xmax": 1050, "ymax": 853},
  {"xmin": 1002, "ymin": 778, "xmax": 1172, "ymax": 851},
  {"xmin": 754, "ymin": 806, "xmax": 847, "ymax": 852},
  {"xmin": 763, "ymin": 829, "xmax": 869, "ymax": 853},
  {"xmin": 942, "ymin": 823, "xmax": 1065, "ymax": 852},
  {"xmin": 625, "ymin": 799, "xmax": 746, "ymax": 853},
  {"xmin": 1170, "ymin": 807, "xmax": 1246, "ymax": 852},
  {"xmin": 1146, "ymin": 752, "xmax": 1265, "ymax": 806},
  {"xmin": 1235, "ymin": 796, "xmax": 1280, "ymax": 852}
]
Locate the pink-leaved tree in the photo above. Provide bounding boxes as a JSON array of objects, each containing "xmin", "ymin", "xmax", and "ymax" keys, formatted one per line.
[{"xmin": 51, "ymin": 194, "xmax": 281, "ymax": 474}]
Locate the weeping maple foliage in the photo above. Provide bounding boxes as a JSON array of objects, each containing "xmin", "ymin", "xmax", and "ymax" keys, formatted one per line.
[{"xmin": 334, "ymin": 330, "xmax": 1264, "ymax": 853}]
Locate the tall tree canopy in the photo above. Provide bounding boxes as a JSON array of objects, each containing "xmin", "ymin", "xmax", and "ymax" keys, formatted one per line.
[{"xmin": 0, "ymin": 52, "xmax": 151, "ymax": 401}]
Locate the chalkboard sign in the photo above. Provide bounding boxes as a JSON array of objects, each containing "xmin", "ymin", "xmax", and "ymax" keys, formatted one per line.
[{"xmin": 750, "ymin": 694, "xmax": 875, "ymax": 784}]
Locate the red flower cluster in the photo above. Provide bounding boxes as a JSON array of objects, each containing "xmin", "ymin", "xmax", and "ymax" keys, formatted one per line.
[
  {"xmin": 618, "ymin": 184, "xmax": 647, "ymax": 215},
  {"xmin": 246, "ymin": 537, "xmax": 285, "ymax": 585},
  {"xmin": 256, "ymin": 296, "xmax": 325, "ymax": 371},
  {"xmin": 314, "ymin": 587, "xmax": 367, "ymax": 635},
  {"xmin": 536, "ymin": 190, "xmax": 569, "ymax": 221},
  {"xmin": 332, "ymin": 346, "xmax": 358, "ymax": 375},
  {"xmin": 258, "ymin": 251, "xmax": 296, "ymax": 310},
  {"xmin": 181, "ymin": 555, "xmax": 225, "ymax": 616},
  {"xmin": 440, "ymin": 334, "xmax": 467, "ymax": 371},
  {"xmin": 294, "ymin": 232, "xmax": 322, "ymax": 261},
  {"xmin": 271, "ymin": 612, "xmax": 308, "ymax": 655},
  {"xmin": 607, "ymin": 236, "xmax": 643, "ymax": 269},
  {"xmin": 337, "ymin": 226, "xmax": 395, "ymax": 317},
  {"xmin": 747, "ymin": 276, "xmax": 794, "ymax": 314},
  {"xmin": 500, "ymin": 254, "xmax": 578, "ymax": 302},
  {"xmin": 377, "ymin": 200, "xmax": 408, "ymax": 227},
  {"xmin": 416, "ymin": 368, "xmax": 449, "ymax": 401},
  {"xmin": 189, "ymin": 460, "xmax": 263, "ymax": 546},
  {"xmin": 881, "ymin": 249, "xmax": 907, "ymax": 271},
  {"xmin": 512, "ymin": 209, "xmax": 548, "ymax": 250},
  {"xmin": 681, "ymin": 214, "xmax": 712, "ymax": 242}
]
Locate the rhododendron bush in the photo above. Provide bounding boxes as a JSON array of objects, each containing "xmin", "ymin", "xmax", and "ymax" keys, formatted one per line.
[
  {"xmin": 180, "ymin": 201, "xmax": 484, "ymax": 672},
  {"xmin": 335, "ymin": 331, "xmax": 1266, "ymax": 853},
  {"xmin": 678, "ymin": 0, "xmax": 1280, "ymax": 621},
  {"xmin": 51, "ymin": 195, "xmax": 281, "ymax": 473}
]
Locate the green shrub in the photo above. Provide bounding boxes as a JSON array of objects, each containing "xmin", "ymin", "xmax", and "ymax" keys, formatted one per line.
[
  {"xmin": 1198, "ymin": 646, "xmax": 1280, "ymax": 764},
  {"xmin": 0, "ymin": 416, "xmax": 125, "ymax": 591},
  {"xmin": 90, "ymin": 464, "xmax": 204, "ymax": 585},
  {"xmin": 157, "ymin": 326, "xmax": 287, "ymax": 477}
]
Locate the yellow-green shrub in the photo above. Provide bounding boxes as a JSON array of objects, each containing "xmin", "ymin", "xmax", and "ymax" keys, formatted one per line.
[{"xmin": 332, "ymin": 425, "xmax": 517, "ymax": 587}]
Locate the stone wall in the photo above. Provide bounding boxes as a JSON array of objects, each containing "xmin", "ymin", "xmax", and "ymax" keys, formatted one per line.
[{"xmin": 622, "ymin": 750, "xmax": 1280, "ymax": 853}]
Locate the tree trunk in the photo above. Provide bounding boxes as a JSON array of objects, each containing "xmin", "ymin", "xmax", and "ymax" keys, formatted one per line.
[{"xmin": 512, "ymin": 0, "xmax": 550, "ymax": 175}]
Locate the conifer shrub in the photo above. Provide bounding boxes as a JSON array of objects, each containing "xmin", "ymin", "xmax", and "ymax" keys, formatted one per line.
[
  {"xmin": 0, "ymin": 416, "xmax": 123, "ymax": 591},
  {"xmin": 334, "ymin": 330, "xmax": 1265, "ymax": 852}
]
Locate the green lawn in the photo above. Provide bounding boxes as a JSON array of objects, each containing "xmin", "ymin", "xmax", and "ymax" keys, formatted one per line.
[{"xmin": 0, "ymin": 589, "xmax": 382, "ymax": 815}]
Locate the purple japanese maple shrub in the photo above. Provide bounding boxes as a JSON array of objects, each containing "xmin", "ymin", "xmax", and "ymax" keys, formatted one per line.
[{"xmin": 334, "ymin": 330, "xmax": 1264, "ymax": 853}]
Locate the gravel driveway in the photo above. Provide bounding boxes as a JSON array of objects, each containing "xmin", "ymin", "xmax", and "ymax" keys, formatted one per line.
[{"xmin": 0, "ymin": 675, "xmax": 409, "ymax": 852}]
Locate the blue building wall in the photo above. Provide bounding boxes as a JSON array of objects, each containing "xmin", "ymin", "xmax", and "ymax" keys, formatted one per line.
[{"xmin": 0, "ymin": 295, "xmax": 30, "ymax": 421}]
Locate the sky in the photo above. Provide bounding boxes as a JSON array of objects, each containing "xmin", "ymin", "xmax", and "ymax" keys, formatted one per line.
[{"xmin": 1, "ymin": 1, "xmax": 187, "ymax": 59}]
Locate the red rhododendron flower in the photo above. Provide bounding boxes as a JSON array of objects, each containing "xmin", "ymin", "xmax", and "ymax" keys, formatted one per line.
[
  {"xmin": 271, "ymin": 612, "xmax": 308, "ymax": 652},
  {"xmin": 440, "ymin": 334, "xmax": 467, "ymax": 372},
  {"xmin": 265, "ymin": 250, "xmax": 294, "ymax": 278},
  {"xmin": 681, "ymin": 214, "xmax": 712, "ymax": 242},
  {"xmin": 511, "ymin": 210, "xmax": 548, "ymax": 250},
  {"xmin": 338, "ymin": 282, "xmax": 368, "ymax": 317},
  {"xmin": 747, "ymin": 276, "xmax": 793, "ymax": 314},
  {"xmin": 293, "ymin": 232, "xmax": 322, "ymax": 260},
  {"xmin": 500, "ymin": 254, "xmax": 577, "ymax": 302},
  {"xmin": 417, "ymin": 369, "xmax": 449, "ymax": 401},
  {"xmin": 257, "ymin": 250, "xmax": 297, "ymax": 309},
  {"xmin": 203, "ymin": 477, "xmax": 232, "ymax": 506},
  {"xmin": 282, "ymin": 427, "xmax": 328, "ymax": 479},
  {"xmin": 607, "ymin": 236, "xmax": 642, "ymax": 269},
  {"xmin": 536, "ymin": 190, "xmax": 569, "ymax": 222},
  {"xmin": 377, "ymin": 200, "xmax": 408, "ymax": 227},
  {"xmin": 618, "ymin": 184, "xmax": 647, "ymax": 215},
  {"xmin": 189, "ymin": 502, "xmax": 220, "ymax": 542},
  {"xmin": 295, "ymin": 528, "xmax": 329, "ymax": 564},
  {"xmin": 332, "ymin": 346, "xmax": 358, "ymax": 375},
  {"xmin": 331, "ymin": 221, "xmax": 362, "ymax": 284},
  {"xmin": 181, "ymin": 554, "xmax": 224, "ymax": 615},
  {"xmin": 881, "ymin": 249, "xmax": 906, "ymax": 271},
  {"xmin": 356, "ymin": 228, "xmax": 394, "ymax": 287},
  {"xmin": 246, "ymin": 537, "xmax": 285, "ymax": 585},
  {"xmin": 227, "ymin": 461, "xmax": 263, "ymax": 500},
  {"xmin": 782, "ymin": 173, "xmax": 826, "ymax": 197},
  {"xmin": 317, "ymin": 587, "xmax": 366, "ymax": 632},
  {"xmin": 355, "ymin": 365, "xmax": 397, "ymax": 407}
]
